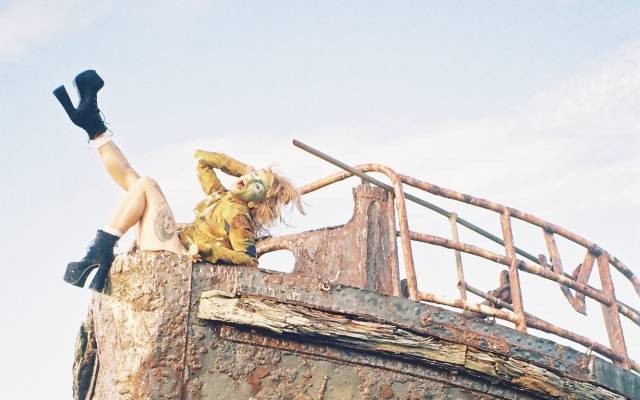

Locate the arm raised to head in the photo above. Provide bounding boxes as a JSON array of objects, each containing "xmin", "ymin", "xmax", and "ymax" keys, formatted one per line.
[{"xmin": 194, "ymin": 150, "xmax": 253, "ymax": 195}]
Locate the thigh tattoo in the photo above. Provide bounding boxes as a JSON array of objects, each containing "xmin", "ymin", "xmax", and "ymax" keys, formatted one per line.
[
  {"xmin": 153, "ymin": 182, "xmax": 167, "ymax": 200},
  {"xmin": 154, "ymin": 206, "xmax": 176, "ymax": 242}
]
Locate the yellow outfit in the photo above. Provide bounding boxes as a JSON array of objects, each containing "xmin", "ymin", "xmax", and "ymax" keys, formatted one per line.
[{"xmin": 178, "ymin": 151, "xmax": 257, "ymax": 267}]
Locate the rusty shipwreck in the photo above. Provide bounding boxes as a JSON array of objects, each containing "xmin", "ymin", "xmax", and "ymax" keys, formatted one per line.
[{"xmin": 73, "ymin": 145, "xmax": 640, "ymax": 399}]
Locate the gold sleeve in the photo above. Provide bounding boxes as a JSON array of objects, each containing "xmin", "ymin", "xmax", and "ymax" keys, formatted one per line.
[{"xmin": 193, "ymin": 150, "xmax": 252, "ymax": 195}]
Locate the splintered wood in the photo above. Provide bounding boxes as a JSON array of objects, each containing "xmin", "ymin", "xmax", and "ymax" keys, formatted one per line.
[
  {"xmin": 198, "ymin": 291, "xmax": 625, "ymax": 400},
  {"xmin": 198, "ymin": 290, "xmax": 465, "ymax": 365}
]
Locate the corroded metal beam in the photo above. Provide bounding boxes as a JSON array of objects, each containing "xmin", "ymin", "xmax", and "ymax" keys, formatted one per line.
[{"xmin": 597, "ymin": 253, "xmax": 631, "ymax": 369}]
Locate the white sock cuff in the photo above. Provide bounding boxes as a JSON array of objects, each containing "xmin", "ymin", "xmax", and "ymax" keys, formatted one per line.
[
  {"xmin": 91, "ymin": 135, "xmax": 113, "ymax": 149},
  {"xmin": 103, "ymin": 226, "xmax": 124, "ymax": 237}
]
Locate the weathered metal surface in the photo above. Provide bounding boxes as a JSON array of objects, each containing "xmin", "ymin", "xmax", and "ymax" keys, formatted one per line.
[
  {"xmin": 499, "ymin": 211, "xmax": 527, "ymax": 332},
  {"xmin": 294, "ymin": 152, "xmax": 640, "ymax": 360},
  {"xmin": 574, "ymin": 250, "xmax": 597, "ymax": 312},
  {"xmin": 74, "ymin": 162, "xmax": 640, "ymax": 398},
  {"xmin": 609, "ymin": 255, "xmax": 640, "ymax": 298},
  {"xmin": 73, "ymin": 309, "xmax": 98, "ymax": 400},
  {"xmin": 80, "ymin": 251, "xmax": 193, "ymax": 400},
  {"xmin": 594, "ymin": 359, "xmax": 640, "ymax": 400},
  {"xmin": 211, "ymin": 326, "xmax": 527, "ymax": 400},
  {"xmin": 220, "ymin": 265, "xmax": 579, "ymax": 375},
  {"xmin": 197, "ymin": 290, "xmax": 628, "ymax": 399},
  {"xmin": 257, "ymin": 184, "xmax": 400, "ymax": 296},
  {"xmin": 76, "ymin": 252, "xmax": 640, "ymax": 399},
  {"xmin": 299, "ymin": 165, "xmax": 639, "ymax": 358},
  {"xmin": 185, "ymin": 264, "xmax": 639, "ymax": 399},
  {"xmin": 185, "ymin": 264, "xmax": 540, "ymax": 399},
  {"xmin": 597, "ymin": 253, "xmax": 631, "ymax": 369}
]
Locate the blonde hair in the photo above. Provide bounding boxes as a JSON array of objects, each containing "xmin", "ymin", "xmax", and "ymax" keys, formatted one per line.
[{"xmin": 251, "ymin": 168, "xmax": 304, "ymax": 235}]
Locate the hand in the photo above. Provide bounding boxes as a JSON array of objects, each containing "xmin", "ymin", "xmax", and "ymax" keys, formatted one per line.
[
  {"xmin": 175, "ymin": 222, "xmax": 190, "ymax": 233},
  {"xmin": 193, "ymin": 149, "xmax": 206, "ymax": 160},
  {"xmin": 187, "ymin": 243, "xmax": 201, "ymax": 263}
]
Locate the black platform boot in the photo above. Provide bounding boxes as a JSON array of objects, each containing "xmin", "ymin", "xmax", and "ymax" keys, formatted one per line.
[
  {"xmin": 53, "ymin": 70, "xmax": 107, "ymax": 139},
  {"xmin": 64, "ymin": 230, "xmax": 118, "ymax": 291}
]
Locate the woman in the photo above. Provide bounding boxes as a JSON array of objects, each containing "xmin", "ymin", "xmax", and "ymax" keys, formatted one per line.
[{"xmin": 54, "ymin": 70, "xmax": 302, "ymax": 292}]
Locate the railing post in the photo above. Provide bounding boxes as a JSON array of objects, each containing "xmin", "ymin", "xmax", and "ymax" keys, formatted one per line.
[
  {"xmin": 500, "ymin": 209, "xmax": 527, "ymax": 332},
  {"xmin": 449, "ymin": 213, "xmax": 467, "ymax": 301},
  {"xmin": 597, "ymin": 253, "xmax": 630, "ymax": 369},
  {"xmin": 391, "ymin": 181, "xmax": 418, "ymax": 300}
]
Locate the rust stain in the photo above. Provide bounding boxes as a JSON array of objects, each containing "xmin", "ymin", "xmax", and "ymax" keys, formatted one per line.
[
  {"xmin": 381, "ymin": 383, "xmax": 394, "ymax": 399},
  {"xmin": 246, "ymin": 366, "xmax": 270, "ymax": 394}
]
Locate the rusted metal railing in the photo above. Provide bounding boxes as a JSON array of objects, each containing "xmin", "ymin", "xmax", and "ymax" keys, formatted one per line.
[{"xmin": 275, "ymin": 140, "xmax": 640, "ymax": 373}]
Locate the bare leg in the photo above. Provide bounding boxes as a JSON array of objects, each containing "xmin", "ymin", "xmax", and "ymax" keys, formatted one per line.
[
  {"xmin": 108, "ymin": 178, "xmax": 147, "ymax": 233},
  {"xmin": 95, "ymin": 136, "xmax": 140, "ymax": 191},
  {"xmin": 109, "ymin": 176, "xmax": 183, "ymax": 253}
]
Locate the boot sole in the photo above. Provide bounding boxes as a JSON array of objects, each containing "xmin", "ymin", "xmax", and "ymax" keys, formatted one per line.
[{"xmin": 63, "ymin": 263, "xmax": 100, "ymax": 288}]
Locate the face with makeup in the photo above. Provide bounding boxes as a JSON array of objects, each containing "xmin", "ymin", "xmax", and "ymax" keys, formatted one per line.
[{"xmin": 230, "ymin": 170, "xmax": 273, "ymax": 203}]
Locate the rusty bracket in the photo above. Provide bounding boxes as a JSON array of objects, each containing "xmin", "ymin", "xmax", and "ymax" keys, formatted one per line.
[{"xmin": 543, "ymin": 230, "xmax": 589, "ymax": 315}]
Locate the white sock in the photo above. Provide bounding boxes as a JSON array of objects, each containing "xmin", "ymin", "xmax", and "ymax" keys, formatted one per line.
[
  {"xmin": 103, "ymin": 226, "xmax": 124, "ymax": 237},
  {"xmin": 91, "ymin": 135, "xmax": 113, "ymax": 150}
]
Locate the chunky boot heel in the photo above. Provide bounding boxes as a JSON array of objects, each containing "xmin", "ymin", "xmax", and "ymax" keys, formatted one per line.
[
  {"xmin": 88, "ymin": 264, "xmax": 110, "ymax": 293},
  {"xmin": 53, "ymin": 85, "xmax": 75, "ymax": 118},
  {"xmin": 53, "ymin": 69, "xmax": 108, "ymax": 139},
  {"xmin": 64, "ymin": 230, "xmax": 118, "ymax": 289}
]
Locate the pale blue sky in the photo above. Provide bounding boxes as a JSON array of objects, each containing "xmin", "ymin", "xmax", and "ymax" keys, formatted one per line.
[{"xmin": 1, "ymin": 1, "xmax": 639, "ymax": 398}]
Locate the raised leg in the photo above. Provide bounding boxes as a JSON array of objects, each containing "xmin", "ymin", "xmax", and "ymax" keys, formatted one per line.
[{"xmin": 94, "ymin": 136, "xmax": 140, "ymax": 191}]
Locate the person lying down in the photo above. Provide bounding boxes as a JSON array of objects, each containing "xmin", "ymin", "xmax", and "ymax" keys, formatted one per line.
[{"xmin": 53, "ymin": 69, "xmax": 303, "ymax": 292}]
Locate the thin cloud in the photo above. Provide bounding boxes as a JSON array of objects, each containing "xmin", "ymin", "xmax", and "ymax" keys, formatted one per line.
[
  {"xmin": 0, "ymin": 0, "xmax": 111, "ymax": 62},
  {"xmin": 522, "ymin": 43, "xmax": 640, "ymax": 138}
]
